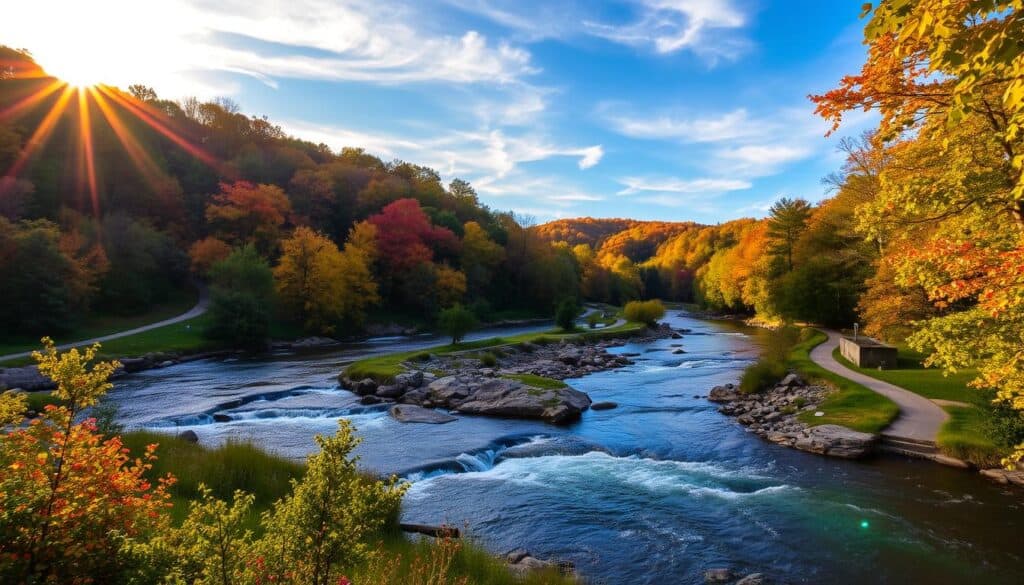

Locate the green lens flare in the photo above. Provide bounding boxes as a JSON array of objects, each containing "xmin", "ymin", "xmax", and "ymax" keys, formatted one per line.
[{"xmin": 860, "ymin": 520, "xmax": 870, "ymax": 529}]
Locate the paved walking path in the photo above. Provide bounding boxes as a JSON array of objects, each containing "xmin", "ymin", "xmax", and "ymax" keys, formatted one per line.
[
  {"xmin": 0, "ymin": 286, "xmax": 209, "ymax": 363},
  {"xmin": 809, "ymin": 329, "xmax": 948, "ymax": 443}
]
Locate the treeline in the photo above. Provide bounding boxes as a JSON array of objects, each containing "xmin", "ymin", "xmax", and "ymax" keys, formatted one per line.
[{"xmin": 0, "ymin": 48, "xmax": 580, "ymax": 340}]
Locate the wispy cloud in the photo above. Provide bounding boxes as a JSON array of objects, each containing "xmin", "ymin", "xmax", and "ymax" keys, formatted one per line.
[
  {"xmin": 600, "ymin": 106, "xmax": 771, "ymax": 143},
  {"xmin": 617, "ymin": 176, "xmax": 751, "ymax": 195},
  {"xmin": 584, "ymin": 0, "xmax": 750, "ymax": 61}
]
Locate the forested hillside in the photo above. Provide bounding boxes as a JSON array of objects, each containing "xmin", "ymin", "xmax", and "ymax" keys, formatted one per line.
[{"xmin": 0, "ymin": 47, "xmax": 581, "ymax": 341}]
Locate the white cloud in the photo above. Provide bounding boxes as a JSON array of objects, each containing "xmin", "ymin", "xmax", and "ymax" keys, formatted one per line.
[
  {"xmin": 585, "ymin": 0, "xmax": 749, "ymax": 60},
  {"xmin": 617, "ymin": 176, "xmax": 751, "ymax": 195},
  {"xmin": 601, "ymin": 107, "xmax": 771, "ymax": 143},
  {"xmin": 714, "ymin": 144, "xmax": 811, "ymax": 177}
]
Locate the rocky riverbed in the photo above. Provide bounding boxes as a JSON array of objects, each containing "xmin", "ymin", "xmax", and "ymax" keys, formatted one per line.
[
  {"xmin": 708, "ymin": 375, "xmax": 878, "ymax": 459},
  {"xmin": 339, "ymin": 325, "xmax": 677, "ymax": 423}
]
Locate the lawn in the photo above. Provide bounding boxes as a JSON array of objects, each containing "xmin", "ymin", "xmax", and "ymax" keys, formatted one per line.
[
  {"xmin": 831, "ymin": 345, "xmax": 1003, "ymax": 465},
  {"xmin": 501, "ymin": 373, "xmax": 567, "ymax": 389},
  {"xmin": 789, "ymin": 329, "xmax": 900, "ymax": 434},
  {"xmin": 0, "ymin": 286, "xmax": 200, "ymax": 358},
  {"xmin": 344, "ymin": 321, "xmax": 646, "ymax": 383}
]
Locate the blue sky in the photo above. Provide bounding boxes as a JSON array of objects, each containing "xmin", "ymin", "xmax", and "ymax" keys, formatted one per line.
[{"xmin": 6, "ymin": 0, "xmax": 876, "ymax": 223}]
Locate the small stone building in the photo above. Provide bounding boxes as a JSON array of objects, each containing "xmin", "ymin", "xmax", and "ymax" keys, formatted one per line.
[{"xmin": 839, "ymin": 336, "xmax": 898, "ymax": 369}]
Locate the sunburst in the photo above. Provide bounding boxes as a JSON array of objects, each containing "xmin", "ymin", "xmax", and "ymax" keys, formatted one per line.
[{"xmin": 1, "ymin": 66, "xmax": 219, "ymax": 217}]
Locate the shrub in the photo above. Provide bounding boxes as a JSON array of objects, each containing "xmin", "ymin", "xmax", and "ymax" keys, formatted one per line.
[
  {"xmin": 480, "ymin": 352, "xmax": 498, "ymax": 367},
  {"xmin": 555, "ymin": 298, "xmax": 580, "ymax": 332},
  {"xmin": 204, "ymin": 245, "xmax": 275, "ymax": 350},
  {"xmin": 739, "ymin": 326, "xmax": 800, "ymax": 394},
  {"xmin": 586, "ymin": 312, "xmax": 602, "ymax": 329},
  {"xmin": 623, "ymin": 299, "xmax": 666, "ymax": 325},
  {"xmin": 438, "ymin": 304, "xmax": 478, "ymax": 345}
]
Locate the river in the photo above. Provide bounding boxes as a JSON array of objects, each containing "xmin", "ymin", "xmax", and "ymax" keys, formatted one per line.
[{"xmin": 109, "ymin": 312, "xmax": 1024, "ymax": 584}]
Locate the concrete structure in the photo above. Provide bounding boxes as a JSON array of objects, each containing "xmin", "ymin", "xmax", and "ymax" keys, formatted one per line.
[{"xmin": 839, "ymin": 335, "xmax": 898, "ymax": 369}]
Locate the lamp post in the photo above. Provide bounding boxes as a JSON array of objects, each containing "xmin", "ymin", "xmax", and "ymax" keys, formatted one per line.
[{"xmin": 853, "ymin": 322, "xmax": 859, "ymax": 341}]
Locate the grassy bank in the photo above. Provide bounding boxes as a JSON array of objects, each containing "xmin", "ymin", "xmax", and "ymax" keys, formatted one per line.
[
  {"xmin": 122, "ymin": 431, "xmax": 572, "ymax": 583},
  {"xmin": 789, "ymin": 330, "xmax": 899, "ymax": 433},
  {"xmin": 0, "ymin": 287, "xmax": 200, "ymax": 357},
  {"xmin": 345, "ymin": 321, "xmax": 646, "ymax": 383},
  {"xmin": 832, "ymin": 347, "xmax": 1004, "ymax": 466},
  {"xmin": 739, "ymin": 327, "xmax": 898, "ymax": 434}
]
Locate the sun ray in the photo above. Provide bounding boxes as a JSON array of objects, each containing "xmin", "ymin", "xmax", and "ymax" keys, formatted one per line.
[
  {"xmin": 77, "ymin": 88, "xmax": 99, "ymax": 216},
  {"xmin": 5, "ymin": 84, "xmax": 75, "ymax": 178},
  {"xmin": 96, "ymin": 85, "xmax": 220, "ymax": 169},
  {"xmin": 0, "ymin": 79, "xmax": 65, "ymax": 122},
  {"xmin": 89, "ymin": 86, "xmax": 170, "ymax": 192}
]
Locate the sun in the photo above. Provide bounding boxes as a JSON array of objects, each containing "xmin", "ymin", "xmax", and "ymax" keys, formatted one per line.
[{"xmin": 42, "ymin": 51, "xmax": 110, "ymax": 88}]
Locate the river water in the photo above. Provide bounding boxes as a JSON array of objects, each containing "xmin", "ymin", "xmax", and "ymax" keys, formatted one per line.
[{"xmin": 109, "ymin": 313, "xmax": 1024, "ymax": 584}]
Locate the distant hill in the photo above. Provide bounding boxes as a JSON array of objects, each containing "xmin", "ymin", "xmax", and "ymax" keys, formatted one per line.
[{"xmin": 535, "ymin": 218, "xmax": 704, "ymax": 263}]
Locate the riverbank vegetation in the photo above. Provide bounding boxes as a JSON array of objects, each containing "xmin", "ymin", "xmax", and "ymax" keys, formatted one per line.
[
  {"xmin": 739, "ymin": 327, "xmax": 898, "ymax": 433},
  {"xmin": 0, "ymin": 342, "xmax": 572, "ymax": 584}
]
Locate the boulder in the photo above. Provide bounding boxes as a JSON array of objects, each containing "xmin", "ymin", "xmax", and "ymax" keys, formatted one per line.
[
  {"xmin": 120, "ymin": 357, "xmax": 151, "ymax": 372},
  {"xmin": 454, "ymin": 378, "xmax": 592, "ymax": 423},
  {"xmin": 389, "ymin": 404, "xmax": 457, "ymax": 424},
  {"xmin": 177, "ymin": 430, "xmax": 199, "ymax": 443},
  {"xmin": 0, "ymin": 366, "xmax": 54, "ymax": 392},
  {"xmin": 352, "ymin": 378, "xmax": 378, "ymax": 396},
  {"xmin": 557, "ymin": 348, "xmax": 582, "ymax": 365},
  {"xmin": 395, "ymin": 370, "xmax": 425, "ymax": 389},
  {"xmin": 779, "ymin": 373, "xmax": 804, "ymax": 387},
  {"xmin": 359, "ymin": 395, "xmax": 383, "ymax": 405},
  {"xmin": 708, "ymin": 384, "xmax": 739, "ymax": 403},
  {"xmin": 796, "ymin": 425, "xmax": 877, "ymax": 459},
  {"xmin": 427, "ymin": 376, "xmax": 472, "ymax": 403},
  {"xmin": 980, "ymin": 468, "xmax": 1024, "ymax": 487},
  {"xmin": 292, "ymin": 336, "xmax": 338, "ymax": 348},
  {"xmin": 736, "ymin": 573, "xmax": 767, "ymax": 585},
  {"xmin": 672, "ymin": 349, "xmax": 686, "ymax": 354},
  {"xmin": 375, "ymin": 384, "xmax": 406, "ymax": 399},
  {"xmin": 591, "ymin": 401, "xmax": 618, "ymax": 411},
  {"xmin": 212, "ymin": 413, "xmax": 232, "ymax": 422},
  {"xmin": 704, "ymin": 568, "xmax": 735, "ymax": 583}
]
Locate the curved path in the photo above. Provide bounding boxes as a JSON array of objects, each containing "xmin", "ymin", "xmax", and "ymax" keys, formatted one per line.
[
  {"xmin": 0, "ymin": 286, "xmax": 209, "ymax": 363},
  {"xmin": 810, "ymin": 329, "xmax": 948, "ymax": 443}
]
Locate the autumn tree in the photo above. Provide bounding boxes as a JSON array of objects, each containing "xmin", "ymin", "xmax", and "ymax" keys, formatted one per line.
[
  {"xmin": 368, "ymin": 198, "xmax": 459, "ymax": 273},
  {"xmin": 188, "ymin": 236, "xmax": 232, "ymax": 275},
  {"xmin": 205, "ymin": 181, "xmax": 292, "ymax": 255},
  {"xmin": 275, "ymin": 227, "xmax": 378, "ymax": 334}
]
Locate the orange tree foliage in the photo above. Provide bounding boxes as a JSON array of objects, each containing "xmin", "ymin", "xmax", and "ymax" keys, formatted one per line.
[
  {"xmin": 187, "ymin": 235, "xmax": 232, "ymax": 275},
  {"xmin": 205, "ymin": 181, "xmax": 292, "ymax": 255},
  {"xmin": 0, "ymin": 340, "xmax": 173, "ymax": 584}
]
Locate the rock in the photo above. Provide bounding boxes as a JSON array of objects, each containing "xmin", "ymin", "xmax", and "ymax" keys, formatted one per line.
[
  {"xmin": 359, "ymin": 395, "xmax": 383, "ymax": 405},
  {"xmin": 736, "ymin": 573, "xmax": 767, "ymax": 585},
  {"xmin": 454, "ymin": 378, "xmax": 592, "ymax": 424},
  {"xmin": 120, "ymin": 357, "xmax": 151, "ymax": 372},
  {"xmin": 557, "ymin": 348, "xmax": 582, "ymax": 365},
  {"xmin": 798, "ymin": 424, "xmax": 877, "ymax": 459},
  {"xmin": 352, "ymin": 378, "xmax": 378, "ymax": 396},
  {"xmin": 292, "ymin": 336, "xmax": 338, "ymax": 348},
  {"xmin": 376, "ymin": 384, "xmax": 406, "ymax": 399},
  {"xmin": 980, "ymin": 468, "xmax": 1024, "ymax": 487},
  {"xmin": 158, "ymin": 360, "xmax": 176, "ymax": 368},
  {"xmin": 427, "ymin": 376, "xmax": 471, "ymax": 403},
  {"xmin": 704, "ymin": 568, "xmax": 735, "ymax": 583},
  {"xmin": 708, "ymin": 384, "xmax": 739, "ymax": 403},
  {"xmin": 671, "ymin": 332, "xmax": 683, "ymax": 339},
  {"xmin": 395, "ymin": 370, "xmax": 425, "ymax": 389},
  {"xmin": 780, "ymin": 373, "xmax": 804, "ymax": 387},
  {"xmin": 177, "ymin": 430, "xmax": 199, "ymax": 443},
  {"xmin": 591, "ymin": 401, "xmax": 618, "ymax": 410},
  {"xmin": 672, "ymin": 349, "xmax": 686, "ymax": 354},
  {"xmin": 212, "ymin": 413, "xmax": 232, "ymax": 422},
  {"xmin": 389, "ymin": 404, "xmax": 457, "ymax": 424},
  {"xmin": 506, "ymin": 549, "xmax": 530, "ymax": 564},
  {"xmin": 0, "ymin": 366, "xmax": 54, "ymax": 392}
]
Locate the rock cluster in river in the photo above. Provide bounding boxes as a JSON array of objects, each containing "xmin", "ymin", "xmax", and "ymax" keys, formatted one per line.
[
  {"xmin": 709, "ymin": 374, "xmax": 878, "ymax": 459},
  {"xmin": 340, "ymin": 325, "xmax": 678, "ymax": 423}
]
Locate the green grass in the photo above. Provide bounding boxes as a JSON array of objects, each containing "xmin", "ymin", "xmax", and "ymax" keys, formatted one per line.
[
  {"xmin": 830, "ymin": 345, "xmax": 1005, "ymax": 464},
  {"xmin": 831, "ymin": 346, "xmax": 983, "ymax": 404},
  {"xmin": 789, "ymin": 329, "xmax": 900, "ymax": 434},
  {"xmin": 501, "ymin": 373, "xmax": 567, "ymax": 390},
  {"xmin": 0, "ymin": 287, "xmax": 199, "ymax": 358},
  {"xmin": 936, "ymin": 406, "xmax": 1005, "ymax": 468},
  {"xmin": 344, "ymin": 321, "xmax": 646, "ymax": 383}
]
